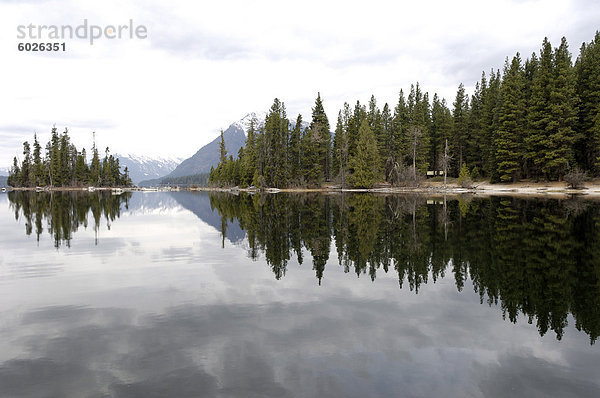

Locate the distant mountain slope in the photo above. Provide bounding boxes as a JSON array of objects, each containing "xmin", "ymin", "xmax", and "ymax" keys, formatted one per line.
[
  {"xmin": 0, "ymin": 175, "xmax": 7, "ymax": 187},
  {"xmin": 166, "ymin": 112, "xmax": 265, "ymax": 179},
  {"xmin": 115, "ymin": 154, "xmax": 182, "ymax": 184}
]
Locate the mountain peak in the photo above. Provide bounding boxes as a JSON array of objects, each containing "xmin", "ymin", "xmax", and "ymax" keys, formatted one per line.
[{"xmin": 231, "ymin": 111, "xmax": 267, "ymax": 134}]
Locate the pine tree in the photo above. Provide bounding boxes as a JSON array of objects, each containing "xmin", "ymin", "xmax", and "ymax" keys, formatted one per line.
[
  {"xmin": 333, "ymin": 111, "xmax": 349, "ymax": 186},
  {"xmin": 8, "ymin": 157, "xmax": 20, "ymax": 187},
  {"xmin": 381, "ymin": 103, "xmax": 394, "ymax": 179},
  {"xmin": 74, "ymin": 149, "xmax": 89, "ymax": 185},
  {"xmin": 467, "ymin": 81, "xmax": 485, "ymax": 175},
  {"xmin": 483, "ymin": 70, "xmax": 501, "ymax": 181},
  {"xmin": 301, "ymin": 125, "xmax": 322, "ymax": 186},
  {"xmin": 49, "ymin": 126, "xmax": 61, "ymax": 186},
  {"xmin": 367, "ymin": 95, "xmax": 385, "ymax": 174},
  {"xmin": 430, "ymin": 94, "xmax": 451, "ymax": 173},
  {"xmin": 575, "ymin": 31, "xmax": 600, "ymax": 173},
  {"xmin": 89, "ymin": 141, "xmax": 101, "ymax": 186},
  {"xmin": 310, "ymin": 93, "xmax": 331, "ymax": 181},
  {"xmin": 59, "ymin": 129, "xmax": 72, "ymax": 185},
  {"xmin": 19, "ymin": 141, "xmax": 32, "ymax": 186},
  {"xmin": 32, "ymin": 134, "xmax": 43, "ymax": 186},
  {"xmin": 547, "ymin": 37, "xmax": 577, "ymax": 180},
  {"xmin": 406, "ymin": 83, "xmax": 431, "ymax": 173},
  {"xmin": 523, "ymin": 53, "xmax": 539, "ymax": 178},
  {"xmin": 242, "ymin": 119, "xmax": 258, "ymax": 186},
  {"xmin": 348, "ymin": 119, "xmax": 380, "ymax": 188},
  {"xmin": 496, "ymin": 54, "xmax": 527, "ymax": 182},
  {"xmin": 219, "ymin": 129, "xmax": 227, "ymax": 164},
  {"xmin": 527, "ymin": 38, "xmax": 554, "ymax": 180},
  {"xmin": 288, "ymin": 114, "xmax": 302, "ymax": 182},
  {"xmin": 347, "ymin": 101, "xmax": 366, "ymax": 159},
  {"xmin": 392, "ymin": 90, "xmax": 409, "ymax": 166},
  {"xmin": 263, "ymin": 98, "xmax": 289, "ymax": 187},
  {"xmin": 452, "ymin": 83, "xmax": 469, "ymax": 174}
]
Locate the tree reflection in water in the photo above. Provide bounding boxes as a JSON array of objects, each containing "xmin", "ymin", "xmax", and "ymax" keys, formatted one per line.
[
  {"xmin": 8, "ymin": 190, "xmax": 131, "ymax": 248},
  {"xmin": 209, "ymin": 192, "xmax": 600, "ymax": 343}
]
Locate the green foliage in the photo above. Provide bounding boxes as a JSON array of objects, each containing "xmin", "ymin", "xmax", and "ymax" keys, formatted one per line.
[
  {"xmin": 348, "ymin": 119, "xmax": 380, "ymax": 188},
  {"xmin": 7, "ymin": 128, "xmax": 131, "ymax": 188},
  {"xmin": 203, "ymin": 193, "xmax": 600, "ymax": 343},
  {"xmin": 496, "ymin": 54, "xmax": 526, "ymax": 182},
  {"xmin": 208, "ymin": 31, "xmax": 600, "ymax": 187},
  {"xmin": 458, "ymin": 163, "xmax": 473, "ymax": 188}
]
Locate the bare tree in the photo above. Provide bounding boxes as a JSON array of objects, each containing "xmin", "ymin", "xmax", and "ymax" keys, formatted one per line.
[
  {"xmin": 439, "ymin": 139, "xmax": 452, "ymax": 190},
  {"xmin": 408, "ymin": 126, "xmax": 423, "ymax": 180}
]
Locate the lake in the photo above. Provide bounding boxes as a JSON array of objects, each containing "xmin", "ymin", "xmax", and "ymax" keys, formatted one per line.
[{"xmin": 0, "ymin": 191, "xmax": 599, "ymax": 397}]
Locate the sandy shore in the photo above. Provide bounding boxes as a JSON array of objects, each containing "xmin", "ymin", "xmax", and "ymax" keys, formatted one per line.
[{"xmin": 5, "ymin": 180, "xmax": 600, "ymax": 199}]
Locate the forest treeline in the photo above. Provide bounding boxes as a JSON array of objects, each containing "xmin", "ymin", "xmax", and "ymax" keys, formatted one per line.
[
  {"xmin": 7, "ymin": 127, "xmax": 132, "ymax": 187},
  {"xmin": 209, "ymin": 33, "xmax": 600, "ymax": 188},
  {"xmin": 207, "ymin": 192, "xmax": 600, "ymax": 343}
]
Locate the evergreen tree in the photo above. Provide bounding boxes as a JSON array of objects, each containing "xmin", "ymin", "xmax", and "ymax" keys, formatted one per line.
[
  {"xmin": 333, "ymin": 111, "xmax": 349, "ymax": 186},
  {"xmin": 263, "ymin": 98, "xmax": 289, "ymax": 187},
  {"xmin": 20, "ymin": 141, "xmax": 32, "ymax": 187},
  {"xmin": 49, "ymin": 126, "xmax": 61, "ymax": 186},
  {"xmin": 406, "ymin": 83, "xmax": 431, "ymax": 173},
  {"xmin": 89, "ymin": 140, "xmax": 101, "ymax": 186},
  {"xmin": 348, "ymin": 119, "xmax": 380, "ymax": 188},
  {"xmin": 547, "ymin": 37, "xmax": 577, "ymax": 180},
  {"xmin": 575, "ymin": 32, "xmax": 600, "ymax": 173},
  {"xmin": 381, "ymin": 103, "xmax": 394, "ymax": 179},
  {"xmin": 219, "ymin": 129, "xmax": 227, "ymax": 164},
  {"xmin": 242, "ymin": 119, "xmax": 258, "ymax": 186},
  {"xmin": 482, "ymin": 70, "xmax": 501, "ymax": 180},
  {"xmin": 32, "ymin": 134, "xmax": 43, "ymax": 186},
  {"xmin": 430, "ymin": 94, "xmax": 452, "ymax": 173},
  {"xmin": 288, "ymin": 114, "xmax": 302, "ymax": 182},
  {"xmin": 452, "ymin": 83, "xmax": 469, "ymax": 174},
  {"xmin": 527, "ymin": 38, "xmax": 555, "ymax": 180},
  {"xmin": 310, "ymin": 93, "xmax": 331, "ymax": 181},
  {"xmin": 392, "ymin": 90, "xmax": 409, "ymax": 166},
  {"xmin": 496, "ymin": 54, "xmax": 527, "ymax": 182}
]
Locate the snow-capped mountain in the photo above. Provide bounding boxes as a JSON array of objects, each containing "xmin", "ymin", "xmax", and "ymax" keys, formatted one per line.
[
  {"xmin": 232, "ymin": 111, "xmax": 309, "ymax": 134},
  {"xmin": 142, "ymin": 111, "xmax": 311, "ymax": 183},
  {"xmin": 231, "ymin": 111, "xmax": 267, "ymax": 133},
  {"xmin": 115, "ymin": 154, "xmax": 183, "ymax": 184}
]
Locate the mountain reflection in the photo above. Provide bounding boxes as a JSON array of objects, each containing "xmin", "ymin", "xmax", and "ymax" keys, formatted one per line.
[
  {"xmin": 8, "ymin": 190, "xmax": 131, "ymax": 247},
  {"xmin": 209, "ymin": 192, "xmax": 600, "ymax": 343}
]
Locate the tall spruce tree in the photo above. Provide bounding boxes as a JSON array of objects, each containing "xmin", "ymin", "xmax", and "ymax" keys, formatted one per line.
[
  {"xmin": 451, "ymin": 83, "xmax": 469, "ymax": 174},
  {"xmin": 527, "ymin": 38, "xmax": 555, "ymax": 180},
  {"xmin": 547, "ymin": 37, "xmax": 577, "ymax": 180},
  {"xmin": 310, "ymin": 93, "xmax": 331, "ymax": 181},
  {"xmin": 496, "ymin": 54, "xmax": 526, "ymax": 182},
  {"xmin": 575, "ymin": 31, "xmax": 600, "ymax": 173},
  {"xmin": 348, "ymin": 119, "xmax": 379, "ymax": 188},
  {"xmin": 288, "ymin": 114, "xmax": 302, "ymax": 182}
]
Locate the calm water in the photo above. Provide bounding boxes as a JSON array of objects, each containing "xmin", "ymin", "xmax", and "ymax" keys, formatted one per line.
[{"xmin": 0, "ymin": 191, "xmax": 599, "ymax": 397}]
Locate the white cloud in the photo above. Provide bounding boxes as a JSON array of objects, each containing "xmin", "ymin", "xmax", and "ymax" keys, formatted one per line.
[{"xmin": 0, "ymin": 0, "xmax": 598, "ymax": 167}]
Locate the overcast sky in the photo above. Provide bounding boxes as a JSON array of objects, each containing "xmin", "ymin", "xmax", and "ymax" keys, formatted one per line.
[{"xmin": 0, "ymin": 0, "xmax": 598, "ymax": 168}]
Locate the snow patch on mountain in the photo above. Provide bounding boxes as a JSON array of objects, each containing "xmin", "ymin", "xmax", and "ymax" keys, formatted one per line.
[
  {"xmin": 115, "ymin": 154, "xmax": 183, "ymax": 184},
  {"xmin": 231, "ymin": 111, "xmax": 267, "ymax": 134}
]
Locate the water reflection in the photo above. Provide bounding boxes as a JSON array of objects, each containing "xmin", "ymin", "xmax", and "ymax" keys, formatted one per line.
[
  {"xmin": 7, "ymin": 190, "xmax": 131, "ymax": 247},
  {"xmin": 208, "ymin": 193, "xmax": 600, "ymax": 343},
  {"xmin": 1, "ymin": 191, "xmax": 600, "ymax": 397},
  {"xmin": 5, "ymin": 191, "xmax": 600, "ymax": 344}
]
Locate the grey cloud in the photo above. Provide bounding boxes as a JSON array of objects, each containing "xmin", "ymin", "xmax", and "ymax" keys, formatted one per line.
[
  {"xmin": 151, "ymin": 33, "xmax": 251, "ymax": 60},
  {"xmin": 1, "ymin": 291, "xmax": 596, "ymax": 398},
  {"xmin": 477, "ymin": 353, "xmax": 600, "ymax": 398}
]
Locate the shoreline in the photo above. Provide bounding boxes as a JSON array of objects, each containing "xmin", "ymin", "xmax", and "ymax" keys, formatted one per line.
[{"xmin": 4, "ymin": 181, "xmax": 600, "ymax": 199}]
